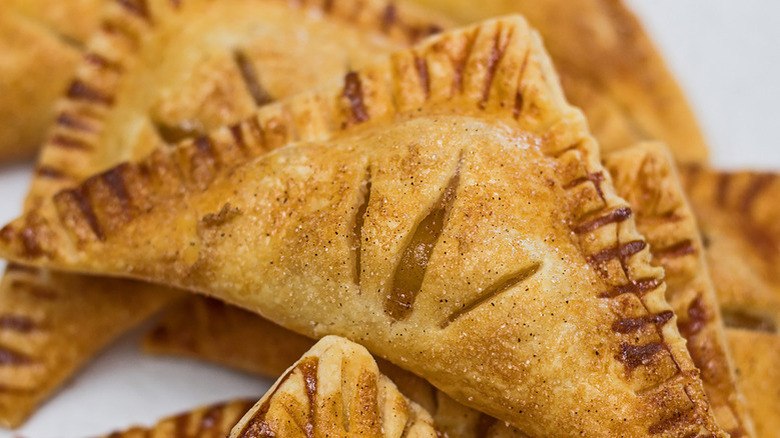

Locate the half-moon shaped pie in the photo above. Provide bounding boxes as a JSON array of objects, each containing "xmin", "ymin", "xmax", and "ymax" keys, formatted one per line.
[
  {"xmin": 0, "ymin": 3, "xmax": 89, "ymax": 163},
  {"xmin": 0, "ymin": 0, "xmax": 449, "ymax": 428},
  {"xmin": 603, "ymin": 143, "xmax": 753, "ymax": 437},
  {"xmin": 144, "ymin": 297, "xmax": 530, "ymax": 438},
  {"xmin": 679, "ymin": 167, "xmax": 780, "ymax": 332},
  {"xmin": 403, "ymin": 0, "xmax": 708, "ymax": 164},
  {"xmin": 0, "ymin": 17, "xmax": 725, "ymax": 437},
  {"xmin": 678, "ymin": 167, "xmax": 780, "ymax": 437},
  {"xmin": 147, "ymin": 143, "xmax": 755, "ymax": 436},
  {"xmin": 726, "ymin": 329, "xmax": 780, "ymax": 438},
  {"xmin": 94, "ymin": 399, "xmax": 255, "ymax": 438},
  {"xmin": 232, "ymin": 336, "xmax": 440, "ymax": 438}
]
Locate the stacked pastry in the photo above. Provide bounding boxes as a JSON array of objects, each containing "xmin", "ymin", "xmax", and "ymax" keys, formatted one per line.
[{"xmin": 0, "ymin": 1, "xmax": 775, "ymax": 437}]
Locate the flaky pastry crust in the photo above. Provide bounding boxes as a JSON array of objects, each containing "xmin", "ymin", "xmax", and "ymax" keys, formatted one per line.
[
  {"xmin": 94, "ymin": 399, "xmax": 255, "ymax": 438},
  {"xmin": 0, "ymin": 18, "xmax": 724, "ymax": 437},
  {"xmin": 232, "ymin": 336, "xmax": 440, "ymax": 438},
  {"xmin": 0, "ymin": 0, "xmax": 451, "ymax": 427},
  {"xmin": 144, "ymin": 297, "xmax": 530, "ymax": 438},
  {"xmin": 403, "ymin": 0, "xmax": 708, "ymax": 163},
  {"xmin": 725, "ymin": 329, "xmax": 780, "ymax": 438},
  {"xmin": 679, "ymin": 167, "xmax": 780, "ymax": 332},
  {"xmin": 604, "ymin": 144, "xmax": 753, "ymax": 437}
]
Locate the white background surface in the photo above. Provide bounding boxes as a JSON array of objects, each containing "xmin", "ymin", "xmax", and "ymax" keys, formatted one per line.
[{"xmin": 0, "ymin": 2, "xmax": 779, "ymax": 437}]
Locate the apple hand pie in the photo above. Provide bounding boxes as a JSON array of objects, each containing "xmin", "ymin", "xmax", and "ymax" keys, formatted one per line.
[
  {"xmin": 402, "ymin": 0, "xmax": 708, "ymax": 164},
  {"xmin": 726, "ymin": 329, "xmax": 780, "ymax": 438},
  {"xmin": 148, "ymin": 143, "xmax": 755, "ymax": 436},
  {"xmin": 231, "ymin": 336, "xmax": 441, "ymax": 438},
  {"xmin": 0, "ymin": 265, "xmax": 175, "ymax": 429},
  {"xmin": 679, "ymin": 167, "xmax": 780, "ymax": 332},
  {"xmin": 0, "ymin": 0, "xmax": 451, "ymax": 427},
  {"xmin": 0, "ymin": 3, "xmax": 92, "ymax": 163},
  {"xmin": 603, "ymin": 143, "xmax": 754, "ymax": 437},
  {"xmin": 144, "ymin": 297, "xmax": 531, "ymax": 438},
  {"xmin": 94, "ymin": 399, "xmax": 255, "ymax": 438},
  {"xmin": 0, "ymin": 17, "xmax": 725, "ymax": 437},
  {"xmin": 678, "ymin": 167, "xmax": 780, "ymax": 436}
]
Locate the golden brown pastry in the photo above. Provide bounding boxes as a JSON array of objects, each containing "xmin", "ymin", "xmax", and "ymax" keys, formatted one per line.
[
  {"xmin": 232, "ymin": 336, "xmax": 440, "ymax": 438},
  {"xmin": 678, "ymin": 167, "xmax": 780, "ymax": 437},
  {"xmin": 0, "ymin": 265, "xmax": 174, "ymax": 428},
  {"xmin": 604, "ymin": 144, "xmax": 753, "ymax": 437},
  {"xmin": 404, "ymin": 0, "xmax": 708, "ymax": 163},
  {"xmin": 726, "ymin": 329, "xmax": 780, "ymax": 438},
  {"xmin": 0, "ymin": 0, "xmax": 449, "ymax": 428},
  {"xmin": 0, "ymin": 4, "xmax": 85, "ymax": 163},
  {"xmin": 94, "ymin": 399, "xmax": 255, "ymax": 438},
  {"xmin": 145, "ymin": 297, "xmax": 529, "ymax": 438},
  {"xmin": 146, "ymin": 297, "xmax": 315, "ymax": 379},
  {"xmin": 679, "ymin": 167, "xmax": 780, "ymax": 331},
  {"xmin": 0, "ymin": 18, "xmax": 725, "ymax": 437},
  {"xmin": 0, "ymin": 0, "xmax": 101, "ymax": 45},
  {"xmin": 148, "ymin": 144, "xmax": 757, "ymax": 436}
]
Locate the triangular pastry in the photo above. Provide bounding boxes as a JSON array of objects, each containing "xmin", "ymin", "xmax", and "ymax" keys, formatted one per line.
[
  {"xmin": 0, "ymin": 4, "xmax": 87, "ymax": 162},
  {"xmin": 603, "ymin": 143, "xmax": 754, "ymax": 437},
  {"xmin": 725, "ymin": 329, "xmax": 780, "ymax": 438},
  {"xmin": 0, "ymin": 18, "xmax": 725, "ymax": 437},
  {"xmin": 231, "ymin": 336, "xmax": 440, "ymax": 438},
  {"xmin": 0, "ymin": 0, "xmax": 449, "ymax": 428},
  {"xmin": 93, "ymin": 399, "xmax": 255, "ymax": 438},
  {"xmin": 678, "ymin": 167, "xmax": 780, "ymax": 331},
  {"xmin": 144, "ymin": 297, "xmax": 530, "ymax": 438},
  {"xmin": 402, "ymin": 0, "xmax": 708, "ymax": 163}
]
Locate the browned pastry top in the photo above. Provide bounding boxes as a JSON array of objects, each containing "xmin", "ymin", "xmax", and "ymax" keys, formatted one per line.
[{"xmin": 0, "ymin": 17, "xmax": 724, "ymax": 437}]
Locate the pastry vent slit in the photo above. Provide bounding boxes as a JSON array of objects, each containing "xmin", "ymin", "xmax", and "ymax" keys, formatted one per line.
[
  {"xmin": 385, "ymin": 157, "xmax": 462, "ymax": 320},
  {"xmin": 234, "ymin": 50, "xmax": 275, "ymax": 107},
  {"xmin": 721, "ymin": 309, "xmax": 777, "ymax": 333},
  {"xmin": 441, "ymin": 262, "xmax": 542, "ymax": 329},
  {"xmin": 352, "ymin": 167, "xmax": 372, "ymax": 287},
  {"xmin": 115, "ymin": 0, "xmax": 152, "ymax": 21},
  {"xmin": 151, "ymin": 118, "xmax": 204, "ymax": 145}
]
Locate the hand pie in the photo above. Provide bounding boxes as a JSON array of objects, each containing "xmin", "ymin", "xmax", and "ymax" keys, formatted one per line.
[
  {"xmin": 402, "ymin": 0, "xmax": 708, "ymax": 163},
  {"xmin": 725, "ymin": 329, "xmax": 780, "ymax": 438},
  {"xmin": 678, "ymin": 167, "xmax": 780, "ymax": 331},
  {"xmin": 0, "ymin": 4, "xmax": 84, "ymax": 163},
  {"xmin": 678, "ymin": 167, "xmax": 780, "ymax": 437},
  {"xmin": 0, "ymin": 17, "xmax": 725, "ymax": 437},
  {"xmin": 94, "ymin": 399, "xmax": 254, "ymax": 438},
  {"xmin": 603, "ymin": 143, "xmax": 753, "ymax": 437},
  {"xmin": 232, "ymin": 336, "xmax": 440, "ymax": 438},
  {"xmin": 0, "ymin": 0, "xmax": 449, "ymax": 428},
  {"xmin": 148, "ymin": 144, "xmax": 755, "ymax": 436},
  {"xmin": 145, "ymin": 297, "xmax": 530, "ymax": 438},
  {"xmin": 0, "ymin": 266, "xmax": 174, "ymax": 428}
]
